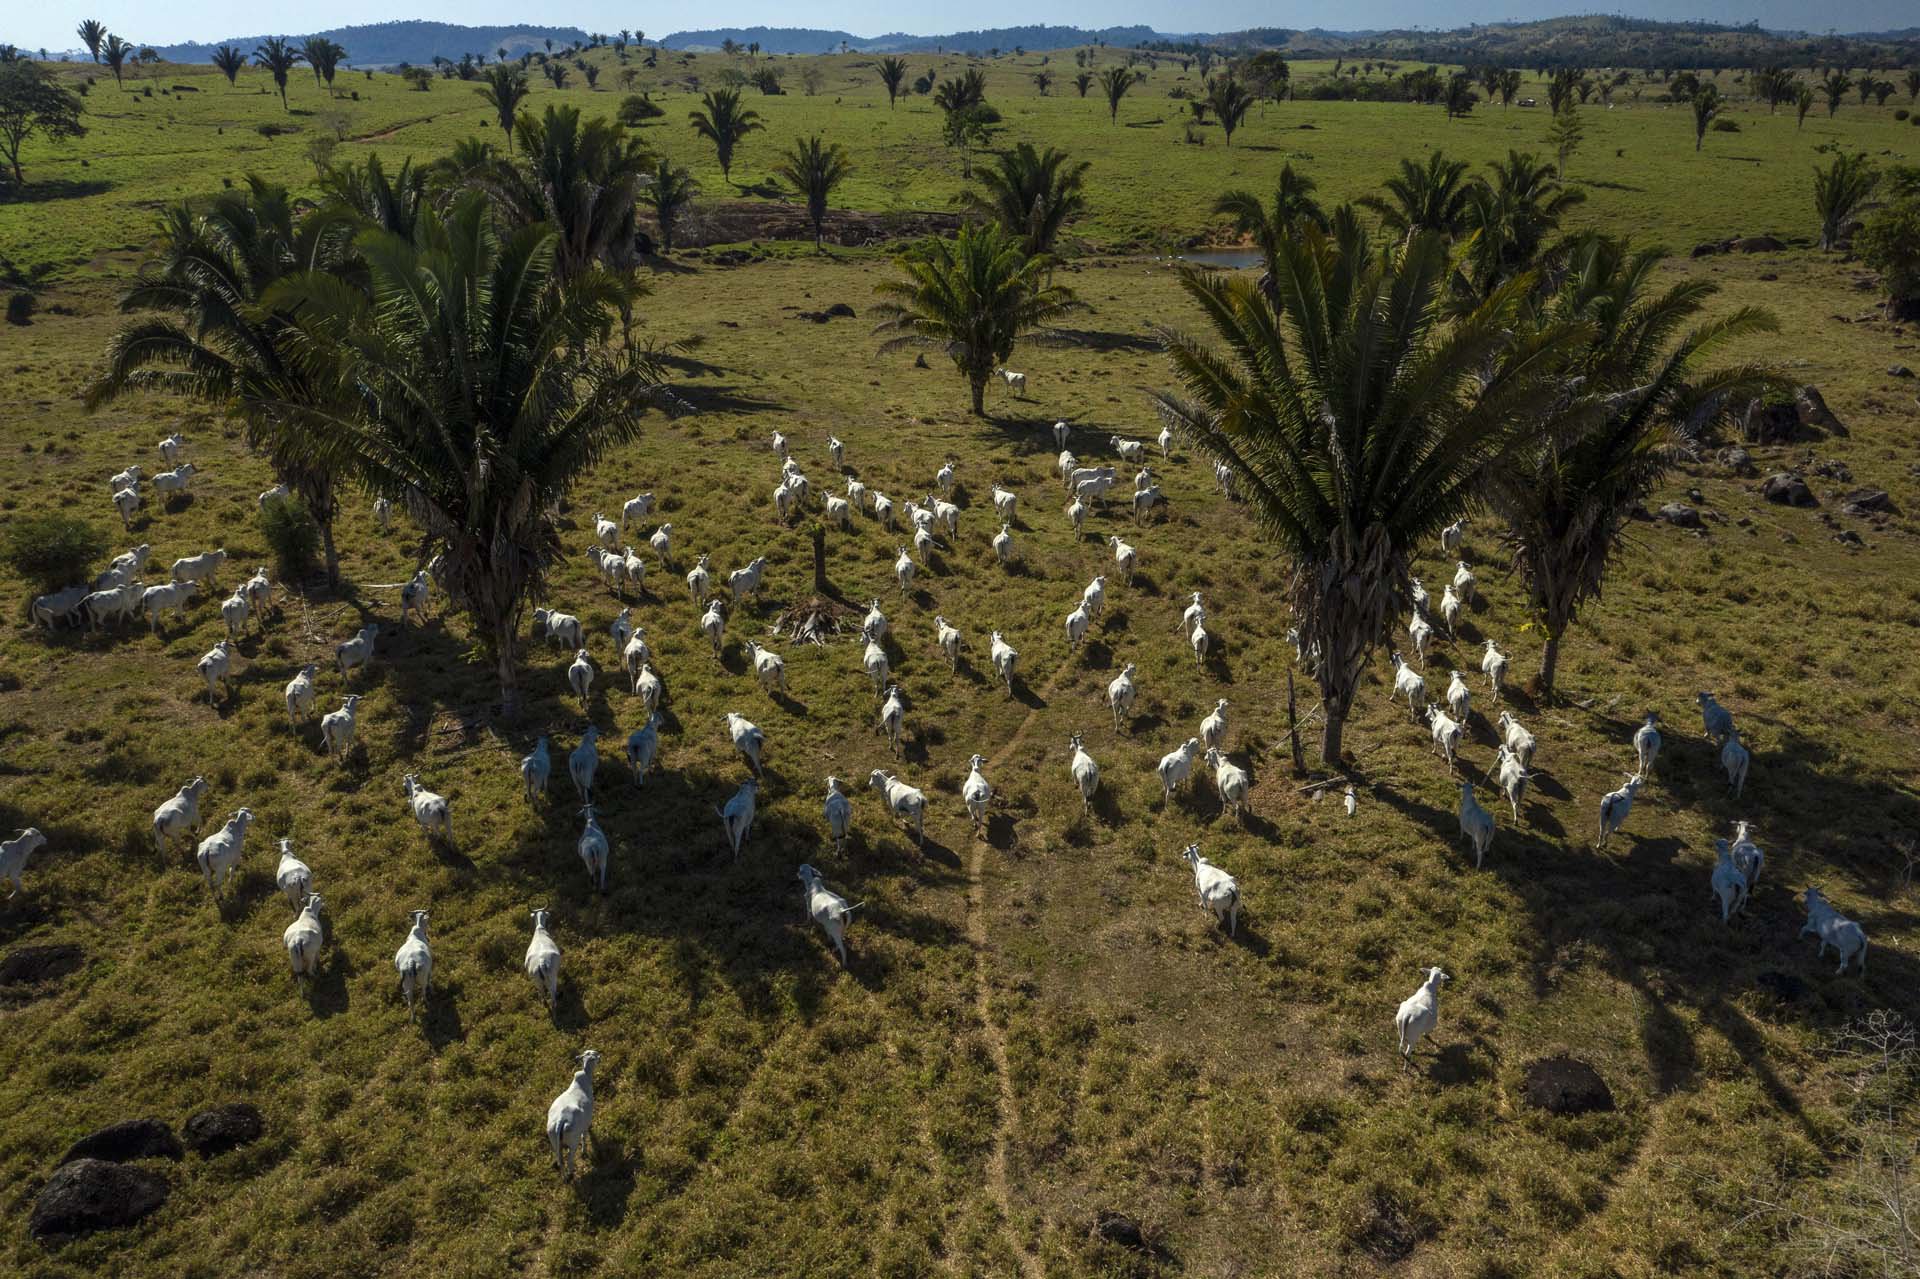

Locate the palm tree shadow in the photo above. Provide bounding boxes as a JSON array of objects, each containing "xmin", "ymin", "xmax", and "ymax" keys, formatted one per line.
[
  {"xmin": 305, "ymin": 943, "xmax": 355, "ymax": 1017},
  {"xmin": 420, "ymin": 979, "xmax": 465, "ymax": 1049},
  {"xmin": 578, "ymin": 1132, "xmax": 638, "ymax": 1229}
]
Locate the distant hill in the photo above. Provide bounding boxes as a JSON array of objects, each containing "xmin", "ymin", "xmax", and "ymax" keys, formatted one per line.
[
  {"xmin": 659, "ymin": 25, "xmax": 1164, "ymax": 55},
  {"xmin": 155, "ymin": 20, "xmax": 591, "ymax": 67}
]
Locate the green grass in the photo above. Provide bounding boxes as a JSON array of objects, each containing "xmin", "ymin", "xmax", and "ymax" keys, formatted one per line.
[{"xmin": 1, "ymin": 46, "xmax": 1918, "ymax": 1279}]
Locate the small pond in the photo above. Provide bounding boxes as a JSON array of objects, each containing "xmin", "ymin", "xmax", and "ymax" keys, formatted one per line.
[{"xmin": 1177, "ymin": 248, "xmax": 1264, "ymax": 270}]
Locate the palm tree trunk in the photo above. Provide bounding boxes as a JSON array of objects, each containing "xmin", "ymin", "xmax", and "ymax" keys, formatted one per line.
[
  {"xmin": 1538, "ymin": 626, "xmax": 1564, "ymax": 699},
  {"xmin": 493, "ymin": 617, "xmax": 522, "ymax": 718},
  {"xmin": 320, "ymin": 520, "xmax": 340, "ymax": 589},
  {"xmin": 1320, "ymin": 705, "xmax": 1345, "ymax": 767},
  {"xmin": 970, "ymin": 376, "xmax": 987, "ymax": 417}
]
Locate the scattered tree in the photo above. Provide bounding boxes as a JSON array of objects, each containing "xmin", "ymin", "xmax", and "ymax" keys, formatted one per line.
[
  {"xmin": 76, "ymin": 19, "xmax": 106, "ymax": 64},
  {"xmin": 775, "ymin": 134, "xmax": 853, "ymax": 249},
  {"xmin": 1097, "ymin": 65, "xmax": 1140, "ymax": 123},
  {"xmin": 961, "ymin": 141, "xmax": 1089, "ymax": 256},
  {"xmin": 211, "ymin": 44, "xmax": 246, "ymax": 87},
  {"xmin": 254, "ymin": 36, "xmax": 302, "ymax": 111},
  {"xmin": 1208, "ymin": 75, "xmax": 1253, "ymax": 144},
  {"xmin": 1358, "ymin": 150, "xmax": 1475, "ymax": 240},
  {"xmin": 639, "ymin": 156, "xmax": 698, "ymax": 252},
  {"xmin": 1813, "ymin": 152, "xmax": 1880, "ymax": 250},
  {"xmin": 1691, "ymin": 84, "xmax": 1722, "ymax": 150},
  {"xmin": 477, "ymin": 64, "xmax": 530, "ymax": 151},
  {"xmin": 1546, "ymin": 103, "xmax": 1585, "ymax": 178},
  {"xmin": 879, "ymin": 55, "xmax": 907, "ymax": 108},
  {"xmin": 0, "ymin": 58, "xmax": 87, "ymax": 186},
  {"xmin": 1823, "ymin": 70, "xmax": 1852, "ymax": 117},
  {"xmin": 688, "ymin": 86, "xmax": 763, "ymax": 183},
  {"xmin": 102, "ymin": 33, "xmax": 130, "ymax": 88},
  {"xmin": 1074, "ymin": 71, "xmax": 1092, "ymax": 98},
  {"xmin": 301, "ymin": 37, "xmax": 345, "ymax": 93},
  {"xmin": 1796, "ymin": 84, "xmax": 1816, "ymax": 128}
]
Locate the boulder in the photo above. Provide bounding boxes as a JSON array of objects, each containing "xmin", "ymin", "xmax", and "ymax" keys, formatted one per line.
[
  {"xmin": 1742, "ymin": 399, "xmax": 1800, "ymax": 445},
  {"xmin": 1890, "ymin": 365, "xmax": 1914, "ymax": 379},
  {"xmin": 1842, "ymin": 489, "xmax": 1895, "ymax": 516},
  {"xmin": 183, "ymin": 1103, "xmax": 264, "ymax": 1158},
  {"xmin": 825, "ymin": 302, "xmax": 856, "ymax": 318},
  {"xmin": 1810, "ymin": 458, "xmax": 1854, "ymax": 482},
  {"xmin": 1731, "ymin": 235, "xmax": 1785, "ymax": 253},
  {"xmin": 1833, "ymin": 530, "xmax": 1865, "ymax": 547},
  {"xmin": 1717, "ymin": 446, "xmax": 1753, "ymax": 473},
  {"xmin": 0, "ymin": 943, "xmax": 83, "ymax": 989},
  {"xmin": 1761, "ymin": 473, "xmax": 1816, "ymax": 507},
  {"xmin": 1092, "ymin": 1211, "xmax": 1149, "ymax": 1251},
  {"xmin": 60, "ymin": 1119, "xmax": 182, "ymax": 1166},
  {"xmin": 1689, "ymin": 240, "xmax": 1725, "ymax": 258},
  {"xmin": 1657, "ymin": 502, "xmax": 1703, "ymax": 528},
  {"xmin": 29, "ymin": 1159, "xmax": 168, "ymax": 1239},
  {"xmin": 1521, "ymin": 1056, "xmax": 1615, "ymax": 1115},
  {"xmin": 1796, "ymin": 385, "xmax": 1848, "ymax": 436}
]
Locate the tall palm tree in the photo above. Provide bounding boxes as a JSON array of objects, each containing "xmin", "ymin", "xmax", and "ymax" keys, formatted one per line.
[
  {"xmin": 266, "ymin": 195, "xmax": 673, "ymax": 714},
  {"xmin": 1691, "ymin": 85, "xmax": 1721, "ymax": 151},
  {"xmin": 86, "ymin": 177, "xmax": 347, "ymax": 584},
  {"xmin": 492, "ymin": 104, "xmax": 653, "ymax": 279},
  {"xmin": 1459, "ymin": 150, "xmax": 1586, "ymax": 293},
  {"xmin": 253, "ymin": 37, "xmax": 302, "ymax": 111},
  {"xmin": 878, "ymin": 55, "xmax": 908, "ymax": 108},
  {"xmin": 1152, "ymin": 227, "xmax": 1581, "ymax": 763},
  {"xmin": 102, "ymin": 34, "xmax": 131, "ymax": 87},
  {"xmin": 774, "ymin": 135, "xmax": 853, "ymax": 249},
  {"xmin": 872, "ymin": 223, "xmax": 1081, "ymax": 417},
  {"xmin": 961, "ymin": 142, "xmax": 1089, "ymax": 256},
  {"xmin": 76, "ymin": 20, "xmax": 106, "ymax": 63},
  {"xmin": 639, "ymin": 157, "xmax": 698, "ymax": 252},
  {"xmin": 1074, "ymin": 71, "xmax": 1093, "ymax": 98},
  {"xmin": 1211, "ymin": 164, "xmax": 1329, "ymax": 294},
  {"xmin": 1357, "ymin": 151, "xmax": 1475, "ymax": 240},
  {"xmin": 1097, "ymin": 65, "xmax": 1140, "ymax": 123},
  {"xmin": 477, "ymin": 64, "xmax": 530, "ymax": 152},
  {"xmin": 1485, "ymin": 238, "xmax": 1780, "ymax": 695},
  {"xmin": 1208, "ymin": 75, "xmax": 1253, "ymax": 145},
  {"xmin": 211, "ymin": 44, "xmax": 246, "ymax": 87},
  {"xmin": 301, "ymin": 37, "xmax": 344, "ymax": 92},
  {"xmin": 688, "ymin": 87, "xmax": 763, "ymax": 183},
  {"xmin": 1813, "ymin": 152, "xmax": 1879, "ymax": 251},
  {"xmin": 1822, "ymin": 70, "xmax": 1851, "ymax": 116}
]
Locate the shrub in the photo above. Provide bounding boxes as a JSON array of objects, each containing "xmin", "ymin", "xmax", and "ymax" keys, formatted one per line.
[
  {"xmin": 617, "ymin": 93, "xmax": 663, "ymax": 125},
  {"xmin": 1712, "ymin": 117, "xmax": 1740, "ymax": 132},
  {"xmin": 5, "ymin": 292, "xmax": 31, "ymax": 326},
  {"xmin": 260, "ymin": 496, "xmax": 320, "ymax": 578},
  {"xmin": 255, "ymin": 121, "xmax": 297, "ymax": 137},
  {"xmin": 4, "ymin": 514, "xmax": 109, "ymax": 593},
  {"xmin": 1858, "ymin": 196, "xmax": 1920, "ymax": 319},
  {"xmin": 1896, "ymin": 108, "xmax": 1911, "ymax": 121}
]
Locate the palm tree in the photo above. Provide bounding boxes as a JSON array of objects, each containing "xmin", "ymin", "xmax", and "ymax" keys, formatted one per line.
[
  {"xmin": 1357, "ymin": 151, "xmax": 1475, "ymax": 240},
  {"xmin": 878, "ymin": 55, "xmax": 908, "ymax": 108},
  {"xmin": 872, "ymin": 223, "xmax": 1080, "ymax": 417},
  {"xmin": 688, "ymin": 87, "xmax": 763, "ymax": 183},
  {"xmin": 1208, "ymin": 75, "xmax": 1253, "ymax": 145},
  {"xmin": 266, "ymin": 195, "xmax": 673, "ymax": 714},
  {"xmin": 301, "ymin": 37, "xmax": 344, "ymax": 92},
  {"xmin": 961, "ymin": 142, "xmax": 1089, "ymax": 256},
  {"xmin": 1906, "ymin": 68, "xmax": 1920, "ymax": 104},
  {"xmin": 774, "ymin": 135, "xmax": 853, "ymax": 249},
  {"xmin": 254, "ymin": 37, "xmax": 302, "ymax": 111},
  {"xmin": 1074, "ymin": 71, "xmax": 1093, "ymax": 97},
  {"xmin": 1460, "ymin": 150, "xmax": 1586, "ymax": 292},
  {"xmin": 1485, "ymin": 238, "xmax": 1779, "ymax": 695},
  {"xmin": 491, "ymin": 105, "xmax": 653, "ymax": 279},
  {"xmin": 1211, "ymin": 164, "xmax": 1329, "ymax": 293},
  {"xmin": 318, "ymin": 151, "xmax": 429, "ymax": 242},
  {"xmin": 1153, "ymin": 227, "xmax": 1581, "ymax": 763},
  {"xmin": 211, "ymin": 45, "xmax": 246, "ymax": 87},
  {"xmin": 86, "ymin": 177, "xmax": 347, "ymax": 584},
  {"xmin": 639, "ymin": 157, "xmax": 698, "ymax": 252},
  {"xmin": 76, "ymin": 20, "xmax": 106, "ymax": 63},
  {"xmin": 477, "ymin": 64, "xmax": 530, "ymax": 151},
  {"xmin": 1813, "ymin": 152, "xmax": 1880, "ymax": 251},
  {"xmin": 1796, "ymin": 84, "xmax": 1815, "ymax": 128},
  {"xmin": 102, "ymin": 34, "xmax": 130, "ymax": 87},
  {"xmin": 1689, "ymin": 85, "xmax": 1722, "ymax": 151},
  {"xmin": 1097, "ymin": 66, "xmax": 1140, "ymax": 123},
  {"xmin": 1822, "ymin": 70, "xmax": 1852, "ymax": 116}
]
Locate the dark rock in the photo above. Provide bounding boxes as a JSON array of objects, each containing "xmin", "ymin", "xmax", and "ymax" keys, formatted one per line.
[
  {"xmin": 60, "ymin": 1119, "xmax": 181, "ymax": 1167},
  {"xmin": 1890, "ymin": 365, "xmax": 1914, "ymax": 378},
  {"xmin": 1718, "ymin": 446, "xmax": 1753, "ymax": 473},
  {"xmin": 1690, "ymin": 240, "xmax": 1725, "ymax": 258},
  {"xmin": 1742, "ymin": 398, "xmax": 1800, "ymax": 444},
  {"xmin": 1627, "ymin": 502, "xmax": 1653, "ymax": 521},
  {"xmin": 1657, "ymin": 502, "xmax": 1703, "ymax": 528},
  {"xmin": 1686, "ymin": 487, "xmax": 1705, "ymax": 502},
  {"xmin": 825, "ymin": 302, "xmax": 856, "ymax": 318},
  {"xmin": 1732, "ymin": 235, "xmax": 1785, "ymax": 253},
  {"xmin": 1834, "ymin": 529, "xmax": 1864, "ymax": 547},
  {"xmin": 1842, "ymin": 489, "xmax": 1895, "ymax": 516},
  {"xmin": 1521, "ymin": 1055, "xmax": 1615, "ymax": 1115},
  {"xmin": 29, "ymin": 1159, "xmax": 169, "ymax": 1239},
  {"xmin": 1092, "ymin": 1211, "xmax": 1149, "ymax": 1250},
  {"xmin": 1761, "ymin": 472, "xmax": 1817, "ymax": 507},
  {"xmin": 1756, "ymin": 970, "xmax": 1807, "ymax": 1003},
  {"xmin": 183, "ymin": 1104, "xmax": 264, "ymax": 1158},
  {"xmin": 912, "ymin": 354, "xmax": 929, "ymax": 369},
  {"xmin": 0, "ymin": 944, "xmax": 83, "ymax": 988},
  {"xmin": 1797, "ymin": 385, "xmax": 1848, "ymax": 436},
  {"xmin": 1810, "ymin": 458, "xmax": 1853, "ymax": 482},
  {"xmin": 1758, "ymin": 272, "xmax": 1778, "ymax": 281}
]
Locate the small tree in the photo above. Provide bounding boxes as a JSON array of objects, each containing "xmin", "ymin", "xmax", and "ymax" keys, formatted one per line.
[
  {"xmin": 1823, "ymin": 70, "xmax": 1852, "ymax": 117},
  {"xmin": 775, "ymin": 134, "xmax": 853, "ymax": 249},
  {"xmin": 1097, "ymin": 65, "xmax": 1139, "ymax": 123},
  {"xmin": 583, "ymin": 64, "xmax": 600, "ymax": 90},
  {"xmin": 1857, "ymin": 195, "xmax": 1920, "ymax": 320},
  {"xmin": 1796, "ymin": 84, "xmax": 1815, "ymax": 129},
  {"xmin": 0, "ymin": 59, "xmax": 86, "ymax": 186},
  {"xmin": 1813, "ymin": 152, "xmax": 1880, "ymax": 250},
  {"xmin": 77, "ymin": 20, "xmax": 107, "ymax": 63},
  {"xmin": 102, "ymin": 34, "xmax": 130, "ymax": 87},
  {"xmin": 879, "ymin": 55, "xmax": 907, "ymax": 108},
  {"xmin": 301, "ymin": 37, "xmax": 344, "ymax": 92},
  {"xmin": 254, "ymin": 36, "xmax": 302, "ymax": 110},
  {"xmin": 1208, "ymin": 75, "xmax": 1253, "ymax": 144},
  {"xmin": 211, "ymin": 44, "xmax": 246, "ymax": 87},
  {"xmin": 639, "ymin": 157, "xmax": 698, "ymax": 252},
  {"xmin": 477, "ymin": 64, "xmax": 530, "ymax": 151},
  {"xmin": 3, "ymin": 514, "xmax": 107, "ymax": 594},
  {"xmin": 1547, "ymin": 103, "xmax": 1584, "ymax": 178},
  {"xmin": 1033, "ymin": 69, "xmax": 1053, "ymax": 96},
  {"xmin": 1074, "ymin": 71, "xmax": 1092, "ymax": 97},
  {"xmin": 688, "ymin": 86, "xmax": 763, "ymax": 183},
  {"xmin": 1691, "ymin": 85, "xmax": 1721, "ymax": 151},
  {"xmin": 1906, "ymin": 68, "xmax": 1920, "ymax": 104}
]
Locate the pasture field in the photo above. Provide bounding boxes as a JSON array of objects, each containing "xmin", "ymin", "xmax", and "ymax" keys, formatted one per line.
[{"xmin": 0, "ymin": 41, "xmax": 1918, "ymax": 1279}]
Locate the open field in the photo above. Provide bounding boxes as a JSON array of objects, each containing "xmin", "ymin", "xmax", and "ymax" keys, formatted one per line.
[{"xmin": 2, "ymin": 39, "xmax": 1919, "ymax": 1279}]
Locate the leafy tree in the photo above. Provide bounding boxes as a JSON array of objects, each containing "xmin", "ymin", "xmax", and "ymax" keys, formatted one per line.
[
  {"xmin": 1444, "ymin": 72, "xmax": 1477, "ymax": 119},
  {"xmin": 1073, "ymin": 71, "xmax": 1092, "ymax": 97},
  {"xmin": 1823, "ymin": 70, "xmax": 1852, "ymax": 116},
  {"xmin": 301, "ymin": 37, "xmax": 344, "ymax": 92},
  {"xmin": 1156, "ymin": 227, "xmax": 1579, "ymax": 762},
  {"xmin": 102, "ymin": 34, "xmax": 130, "ymax": 87},
  {"xmin": 1856, "ymin": 195, "xmax": 1920, "ymax": 319},
  {"xmin": 1906, "ymin": 69, "xmax": 1920, "ymax": 104},
  {"xmin": 1208, "ymin": 75, "xmax": 1253, "ymax": 144},
  {"xmin": 1547, "ymin": 66, "xmax": 1582, "ymax": 114},
  {"xmin": 961, "ymin": 142, "xmax": 1089, "ymax": 256},
  {"xmin": 775, "ymin": 134, "xmax": 853, "ymax": 249},
  {"xmin": 87, "ymin": 177, "xmax": 348, "ymax": 582},
  {"xmin": 687, "ymin": 86, "xmax": 763, "ymax": 183},
  {"xmin": 1211, "ymin": 164, "xmax": 1328, "ymax": 292},
  {"xmin": 254, "ymin": 36, "xmax": 302, "ymax": 111},
  {"xmin": 1691, "ymin": 85, "xmax": 1721, "ymax": 151},
  {"xmin": 268, "ymin": 196, "xmax": 673, "ymax": 714},
  {"xmin": 1813, "ymin": 152, "xmax": 1880, "ymax": 251},
  {"xmin": 3, "ymin": 514, "xmax": 107, "ymax": 593},
  {"xmin": 1357, "ymin": 151, "xmax": 1475, "ymax": 240},
  {"xmin": 1497, "ymin": 67, "xmax": 1522, "ymax": 106},
  {"xmin": 211, "ymin": 44, "xmax": 246, "ymax": 87},
  {"xmin": 1486, "ymin": 238, "xmax": 1779, "ymax": 695},
  {"xmin": 872, "ymin": 223, "xmax": 1080, "ymax": 416},
  {"xmin": 1546, "ymin": 103, "xmax": 1585, "ymax": 177},
  {"xmin": 1242, "ymin": 50, "xmax": 1290, "ymax": 102},
  {"xmin": 1751, "ymin": 64, "xmax": 1793, "ymax": 112},
  {"xmin": 639, "ymin": 156, "xmax": 697, "ymax": 252},
  {"xmin": 879, "ymin": 55, "xmax": 907, "ymax": 108},
  {"xmin": 0, "ymin": 58, "xmax": 86, "ymax": 185},
  {"xmin": 76, "ymin": 20, "xmax": 106, "ymax": 64},
  {"xmin": 1097, "ymin": 65, "xmax": 1139, "ymax": 123},
  {"xmin": 477, "ymin": 64, "xmax": 530, "ymax": 151}
]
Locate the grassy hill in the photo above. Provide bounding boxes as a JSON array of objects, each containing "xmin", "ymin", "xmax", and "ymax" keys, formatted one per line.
[
  {"xmin": 154, "ymin": 21, "xmax": 592, "ymax": 67},
  {"xmin": 0, "ymin": 40, "xmax": 1917, "ymax": 1279}
]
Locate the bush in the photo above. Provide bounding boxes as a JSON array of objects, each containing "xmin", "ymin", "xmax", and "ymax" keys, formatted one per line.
[
  {"xmin": 617, "ymin": 93, "xmax": 662, "ymax": 125},
  {"xmin": 1712, "ymin": 117, "xmax": 1740, "ymax": 132},
  {"xmin": 260, "ymin": 496, "xmax": 320, "ymax": 578},
  {"xmin": 5, "ymin": 292, "xmax": 31, "ymax": 326},
  {"xmin": 3, "ymin": 514, "xmax": 109, "ymax": 593},
  {"xmin": 255, "ymin": 121, "xmax": 297, "ymax": 137},
  {"xmin": 1896, "ymin": 109, "xmax": 1910, "ymax": 121}
]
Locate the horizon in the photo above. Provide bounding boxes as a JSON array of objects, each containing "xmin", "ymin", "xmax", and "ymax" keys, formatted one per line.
[{"xmin": 7, "ymin": 3, "xmax": 1917, "ymax": 57}]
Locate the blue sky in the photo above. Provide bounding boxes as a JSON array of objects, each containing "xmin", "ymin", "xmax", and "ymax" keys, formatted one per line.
[{"xmin": 9, "ymin": 1, "xmax": 1911, "ymax": 56}]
